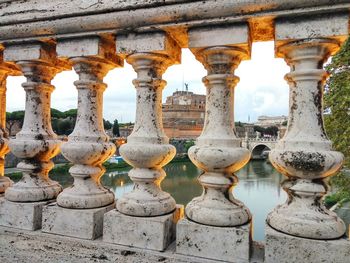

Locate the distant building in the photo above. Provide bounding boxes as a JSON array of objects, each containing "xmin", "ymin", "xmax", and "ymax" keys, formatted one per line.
[
  {"xmin": 162, "ymin": 90, "xmax": 206, "ymax": 139},
  {"xmin": 236, "ymin": 123, "xmax": 255, "ymax": 138},
  {"xmin": 119, "ymin": 125, "xmax": 134, "ymax": 138},
  {"xmin": 255, "ymin": 115, "xmax": 288, "ymax": 127}
]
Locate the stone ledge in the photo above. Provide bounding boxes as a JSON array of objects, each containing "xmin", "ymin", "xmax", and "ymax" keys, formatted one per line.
[
  {"xmin": 265, "ymin": 224, "xmax": 350, "ymax": 263},
  {"xmin": 42, "ymin": 202, "xmax": 115, "ymax": 240},
  {"xmin": 0, "ymin": 226, "xmax": 264, "ymax": 263},
  {"xmin": 0, "ymin": 197, "xmax": 53, "ymax": 230},
  {"xmin": 103, "ymin": 205, "xmax": 184, "ymax": 251},
  {"xmin": 176, "ymin": 218, "xmax": 252, "ymax": 263}
]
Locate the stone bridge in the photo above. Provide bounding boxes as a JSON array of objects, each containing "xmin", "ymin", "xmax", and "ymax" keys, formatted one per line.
[
  {"xmin": 0, "ymin": 1, "xmax": 349, "ymax": 263},
  {"xmin": 242, "ymin": 138, "xmax": 278, "ymax": 160}
]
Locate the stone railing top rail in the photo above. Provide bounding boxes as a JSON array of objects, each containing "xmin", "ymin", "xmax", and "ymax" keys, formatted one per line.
[
  {"xmin": 248, "ymin": 138, "xmax": 277, "ymax": 142},
  {"xmin": 0, "ymin": 0, "xmax": 349, "ymax": 44}
]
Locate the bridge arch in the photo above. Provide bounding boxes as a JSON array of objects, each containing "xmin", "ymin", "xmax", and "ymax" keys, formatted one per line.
[{"xmin": 251, "ymin": 144, "xmax": 271, "ymax": 160}]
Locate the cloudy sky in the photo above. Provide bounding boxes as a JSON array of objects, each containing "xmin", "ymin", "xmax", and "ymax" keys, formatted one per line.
[{"xmin": 6, "ymin": 41, "xmax": 290, "ymax": 123}]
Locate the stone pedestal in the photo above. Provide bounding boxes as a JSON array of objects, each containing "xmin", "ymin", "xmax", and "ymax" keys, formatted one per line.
[
  {"xmin": 103, "ymin": 205, "xmax": 183, "ymax": 251},
  {"xmin": 176, "ymin": 218, "xmax": 252, "ymax": 263},
  {"xmin": 42, "ymin": 202, "xmax": 115, "ymax": 240},
  {"xmin": 265, "ymin": 224, "xmax": 350, "ymax": 263},
  {"xmin": 0, "ymin": 197, "xmax": 53, "ymax": 230}
]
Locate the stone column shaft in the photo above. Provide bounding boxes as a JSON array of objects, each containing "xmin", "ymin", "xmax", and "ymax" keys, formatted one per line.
[{"xmin": 268, "ymin": 38, "xmax": 346, "ymax": 239}]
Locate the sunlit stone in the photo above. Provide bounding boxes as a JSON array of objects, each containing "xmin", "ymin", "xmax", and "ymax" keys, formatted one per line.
[{"xmin": 268, "ymin": 38, "xmax": 346, "ymax": 240}]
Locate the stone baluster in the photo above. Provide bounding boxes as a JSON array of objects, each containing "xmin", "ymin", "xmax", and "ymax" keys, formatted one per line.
[
  {"xmin": 176, "ymin": 25, "xmax": 253, "ymax": 263},
  {"xmin": 0, "ymin": 54, "xmax": 20, "ymax": 194},
  {"xmin": 42, "ymin": 36, "xmax": 122, "ymax": 240},
  {"xmin": 117, "ymin": 53, "xmax": 177, "ymax": 217},
  {"xmin": 4, "ymin": 43, "xmax": 63, "ymax": 203},
  {"xmin": 267, "ymin": 38, "xmax": 346, "ymax": 239},
  {"xmin": 103, "ymin": 32, "xmax": 183, "ymax": 251},
  {"xmin": 0, "ymin": 42, "xmax": 65, "ymax": 230},
  {"xmin": 185, "ymin": 46, "xmax": 251, "ymax": 226},
  {"xmin": 56, "ymin": 59, "xmax": 116, "ymax": 209}
]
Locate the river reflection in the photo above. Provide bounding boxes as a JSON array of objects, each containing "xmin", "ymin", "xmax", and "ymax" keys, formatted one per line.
[{"xmin": 52, "ymin": 160, "xmax": 286, "ymax": 241}]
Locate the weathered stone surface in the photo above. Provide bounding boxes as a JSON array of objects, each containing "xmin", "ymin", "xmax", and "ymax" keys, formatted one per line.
[
  {"xmin": 117, "ymin": 34, "xmax": 180, "ymax": 217},
  {"xmin": 116, "ymin": 31, "xmax": 181, "ymax": 63},
  {"xmin": 268, "ymin": 38, "xmax": 346, "ymax": 239},
  {"xmin": 0, "ymin": 225, "xmax": 265, "ymax": 263},
  {"xmin": 0, "ymin": 53, "xmax": 23, "ymax": 194},
  {"xmin": 188, "ymin": 24, "xmax": 250, "ymax": 55},
  {"xmin": 3, "ymin": 42, "xmax": 56, "ymax": 63},
  {"xmin": 4, "ymin": 42, "xmax": 64, "ymax": 203},
  {"xmin": 56, "ymin": 37, "xmax": 121, "ymax": 209},
  {"xmin": 275, "ymin": 13, "xmax": 349, "ymax": 45},
  {"xmin": 104, "ymin": 205, "xmax": 184, "ymax": 251},
  {"xmin": 0, "ymin": 197, "xmax": 53, "ymax": 230},
  {"xmin": 176, "ymin": 218, "xmax": 252, "ymax": 263},
  {"xmin": 185, "ymin": 44, "xmax": 251, "ymax": 227},
  {"xmin": 0, "ymin": 177, "xmax": 11, "ymax": 194},
  {"xmin": 265, "ymin": 224, "xmax": 350, "ymax": 263},
  {"xmin": 42, "ymin": 202, "xmax": 115, "ymax": 240},
  {"xmin": 57, "ymin": 36, "xmax": 123, "ymax": 66},
  {"xmin": 0, "ymin": 1, "xmax": 349, "ymax": 44}
]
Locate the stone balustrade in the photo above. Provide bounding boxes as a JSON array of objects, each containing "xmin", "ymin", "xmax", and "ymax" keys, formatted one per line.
[{"xmin": 0, "ymin": 1, "xmax": 350, "ymax": 262}]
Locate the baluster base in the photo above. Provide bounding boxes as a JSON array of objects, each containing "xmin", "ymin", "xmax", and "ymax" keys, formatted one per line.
[
  {"xmin": 0, "ymin": 197, "xmax": 54, "ymax": 230},
  {"xmin": 116, "ymin": 168, "xmax": 176, "ymax": 217},
  {"xmin": 185, "ymin": 193, "xmax": 251, "ymax": 227},
  {"xmin": 42, "ymin": 202, "xmax": 115, "ymax": 240},
  {"xmin": 176, "ymin": 218, "xmax": 252, "ymax": 262},
  {"xmin": 265, "ymin": 224, "xmax": 350, "ymax": 263},
  {"xmin": 0, "ymin": 176, "xmax": 13, "ymax": 194},
  {"xmin": 4, "ymin": 161, "xmax": 62, "ymax": 202},
  {"xmin": 103, "ymin": 205, "xmax": 183, "ymax": 251},
  {"xmin": 267, "ymin": 179, "xmax": 346, "ymax": 239},
  {"xmin": 56, "ymin": 165, "xmax": 115, "ymax": 209}
]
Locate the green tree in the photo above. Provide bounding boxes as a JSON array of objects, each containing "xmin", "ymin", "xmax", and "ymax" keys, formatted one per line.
[
  {"xmin": 104, "ymin": 119, "xmax": 112, "ymax": 130},
  {"xmin": 57, "ymin": 119, "xmax": 74, "ymax": 135},
  {"xmin": 63, "ymin": 109, "xmax": 78, "ymax": 119},
  {"xmin": 323, "ymin": 38, "xmax": 350, "ymax": 206},
  {"xmin": 325, "ymin": 37, "xmax": 350, "ymax": 167},
  {"xmin": 112, "ymin": 119, "xmax": 120, "ymax": 137},
  {"xmin": 51, "ymin": 108, "xmax": 65, "ymax": 119},
  {"xmin": 184, "ymin": 140, "xmax": 195, "ymax": 152}
]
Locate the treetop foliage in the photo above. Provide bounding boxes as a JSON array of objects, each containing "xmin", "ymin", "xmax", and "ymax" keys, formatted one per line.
[{"xmin": 325, "ymin": 37, "xmax": 350, "ymax": 167}]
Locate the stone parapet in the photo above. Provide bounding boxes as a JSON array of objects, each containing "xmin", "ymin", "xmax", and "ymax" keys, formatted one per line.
[
  {"xmin": 176, "ymin": 218, "xmax": 252, "ymax": 263},
  {"xmin": 104, "ymin": 205, "xmax": 184, "ymax": 251},
  {"xmin": 42, "ymin": 202, "xmax": 115, "ymax": 240},
  {"xmin": 0, "ymin": 198, "xmax": 54, "ymax": 230},
  {"xmin": 265, "ymin": 224, "xmax": 350, "ymax": 263},
  {"xmin": 0, "ymin": 1, "xmax": 349, "ymax": 43}
]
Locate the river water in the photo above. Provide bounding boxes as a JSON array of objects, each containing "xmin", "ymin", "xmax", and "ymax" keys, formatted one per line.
[{"xmin": 53, "ymin": 160, "xmax": 287, "ymax": 241}]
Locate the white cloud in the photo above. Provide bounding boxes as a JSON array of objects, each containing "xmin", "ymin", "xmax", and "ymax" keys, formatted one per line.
[{"xmin": 6, "ymin": 41, "xmax": 290, "ymax": 123}]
